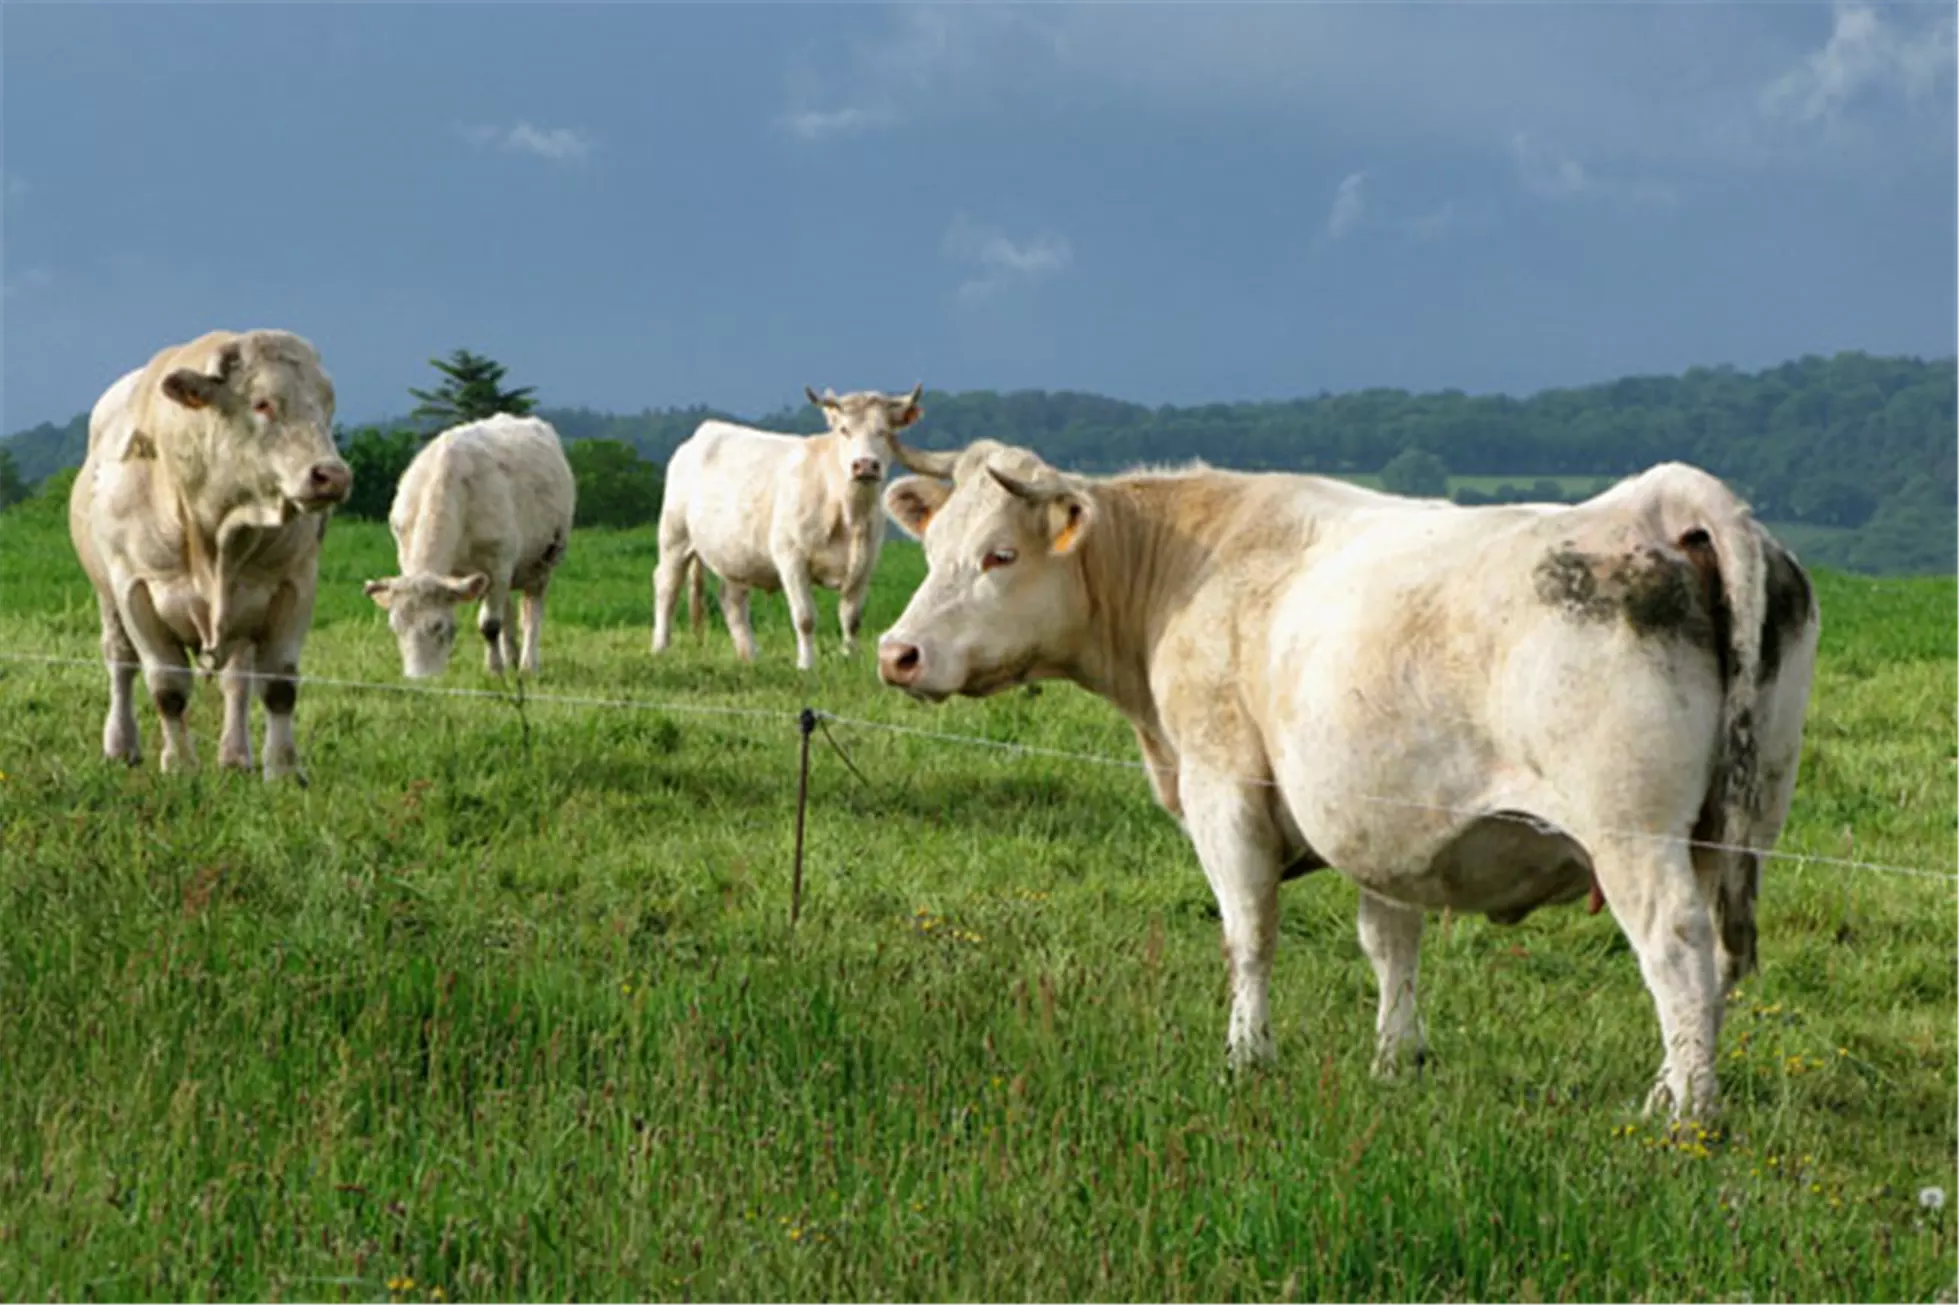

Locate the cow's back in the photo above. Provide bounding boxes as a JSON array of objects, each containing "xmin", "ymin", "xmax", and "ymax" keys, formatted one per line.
[{"xmin": 393, "ymin": 415, "xmax": 573, "ymax": 578}]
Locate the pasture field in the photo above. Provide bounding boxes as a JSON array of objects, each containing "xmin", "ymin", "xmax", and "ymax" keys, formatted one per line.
[{"xmin": 1, "ymin": 496, "xmax": 1954, "ymax": 1302}]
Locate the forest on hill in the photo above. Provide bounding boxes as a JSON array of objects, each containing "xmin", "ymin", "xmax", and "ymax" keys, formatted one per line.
[{"xmin": 5, "ymin": 350, "xmax": 1951, "ymax": 575}]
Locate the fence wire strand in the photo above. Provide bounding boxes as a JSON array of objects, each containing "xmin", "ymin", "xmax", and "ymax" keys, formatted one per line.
[{"xmin": 3, "ymin": 648, "xmax": 1952, "ymax": 887}]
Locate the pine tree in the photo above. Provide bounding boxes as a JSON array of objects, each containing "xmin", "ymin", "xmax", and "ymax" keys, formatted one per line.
[{"xmin": 408, "ymin": 349, "xmax": 538, "ymax": 433}]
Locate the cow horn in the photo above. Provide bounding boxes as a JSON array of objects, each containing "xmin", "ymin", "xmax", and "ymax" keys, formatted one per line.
[
  {"xmin": 988, "ymin": 466, "xmax": 1049, "ymax": 502},
  {"xmin": 892, "ymin": 440, "xmax": 958, "ymax": 479}
]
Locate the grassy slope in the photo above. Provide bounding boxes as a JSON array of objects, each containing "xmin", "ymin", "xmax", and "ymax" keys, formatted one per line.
[{"xmin": 0, "ymin": 504, "xmax": 1953, "ymax": 1301}]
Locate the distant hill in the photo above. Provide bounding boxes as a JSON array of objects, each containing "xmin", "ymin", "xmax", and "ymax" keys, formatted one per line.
[{"xmin": 6, "ymin": 351, "xmax": 1953, "ymax": 575}]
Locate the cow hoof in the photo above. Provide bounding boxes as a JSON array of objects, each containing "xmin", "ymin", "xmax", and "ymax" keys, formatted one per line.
[{"xmin": 1371, "ymin": 1045, "xmax": 1431, "ymax": 1081}]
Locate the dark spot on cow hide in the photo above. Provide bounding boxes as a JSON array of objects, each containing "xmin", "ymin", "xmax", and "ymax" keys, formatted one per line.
[
  {"xmin": 263, "ymin": 675, "xmax": 297, "ymax": 715},
  {"xmin": 1759, "ymin": 541, "xmax": 1813, "ymax": 685},
  {"xmin": 1533, "ymin": 547, "xmax": 1614, "ymax": 622},
  {"xmin": 1620, "ymin": 551, "xmax": 1706, "ymax": 642},
  {"xmin": 1678, "ymin": 529, "xmax": 1731, "ymax": 686},
  {"xmin": 154, "ymin": 687, "xmax": 188, "ymax": 719},
  {"xmin": 1533, "ymin": 544, "xmax": 1716, "ymax": 650}
]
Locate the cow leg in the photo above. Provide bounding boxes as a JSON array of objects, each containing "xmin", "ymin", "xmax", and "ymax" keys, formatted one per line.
[
  {"xmin": 651, "ymin": 522, "xmax": 689, "ymax": 654},
  {"xmin": 1356, "ymin": 892, "xmax": 1428, "ymax": 1077},
  {"xmin": 518, "ymin": 586, "xmax": 547, "ymax": 676},
  {"xmin": 1182, "ymin": 771, "xmax": 1284, "ymax": 1070},
  {"xmin": 1596, "ymin": 836, "xmax": 1722, "ymax": 1122},
  {"xmin": 500, "ymin": 611, "xmax": 520, "ymax": 675},
  {"xmin": 121, "ymin": 579, "xmax": 197, "ymax": 772},
  {"xmin": 718, "ymin": 580, "xmax": 756, "ymax": 662},
  {"xmin": 779, "ymin": 563, "xmax": 820, "ymax": 672},
  {"xmin": 839, "ymin": 571, "xmax": 871, "ymax": 658},
  {"xmin": 96, "ymin": 591, "xmax": 142, "ymax": 765},
  {"xmin": 256, "ymin": 581, "xmax": 311, "ymax": 781},
  {"xmin": 217, "ymin": 643, "xmax": 257, "ymax": 772},
  {"xmin": 479, "ymin": 582, "xmax": 512, "ymax": 676}
]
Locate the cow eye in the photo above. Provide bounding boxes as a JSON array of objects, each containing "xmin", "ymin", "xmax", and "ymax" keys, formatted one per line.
[
  {"xmin": 981, "ymin": 547, "xmax": 1018, "ymax": 571},
  {"xmin": 252, "ymin": 398, "xmax": 276, "ymax": 419}
]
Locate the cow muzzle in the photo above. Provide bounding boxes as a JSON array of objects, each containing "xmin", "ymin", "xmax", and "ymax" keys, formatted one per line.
[
  {"xmin": 878, "ymin": 638, "xmax": 924, "ymax": 689},
  {"xmin": 297, "ymin": 460, "xmax": 353, "ymax": 510},
  {"xmin": 850, "ymin": 457, "xmax": 884, "ymax": 483}
]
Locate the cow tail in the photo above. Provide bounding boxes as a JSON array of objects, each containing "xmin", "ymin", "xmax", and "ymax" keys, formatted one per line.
[
  {"xmin": 686, "ymin": 554, "xmax": 704, "ymax": 636},
  {"xmin": 1679, "ymin": 482, "xmax": 1768, "ymax": 986}
]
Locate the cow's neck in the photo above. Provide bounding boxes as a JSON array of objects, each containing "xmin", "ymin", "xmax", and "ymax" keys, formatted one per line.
[{"xmin": 1064, "ymin": 474, "xmax": 1229, "ymax": 727}]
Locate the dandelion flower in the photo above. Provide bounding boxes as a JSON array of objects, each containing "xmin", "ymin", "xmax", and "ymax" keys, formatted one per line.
[{"xmin": 1920, "ymin": 1186, "xmax": 1947, "ymax": 1211}]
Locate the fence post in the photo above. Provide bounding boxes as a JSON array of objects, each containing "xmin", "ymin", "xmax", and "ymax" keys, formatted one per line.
[{"xmin": 791, "ymin": 707, "xmax": 816, "ymax": 927}]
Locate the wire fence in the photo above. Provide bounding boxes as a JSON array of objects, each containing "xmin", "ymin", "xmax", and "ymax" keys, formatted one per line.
[{"xmin": 3, "ymin": 647, "xmax": 1953, "ymax": 889}]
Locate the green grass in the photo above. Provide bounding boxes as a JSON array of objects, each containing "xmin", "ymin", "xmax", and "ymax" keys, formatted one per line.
[{"xmin": 1, "ymin": 501, "xmax": 1954, "ymax": 1302}]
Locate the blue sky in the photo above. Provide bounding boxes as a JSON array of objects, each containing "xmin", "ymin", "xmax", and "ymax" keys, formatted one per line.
[{"xmin": 2, "ymin": 2, "xmax": 1953, "ymax": 430}]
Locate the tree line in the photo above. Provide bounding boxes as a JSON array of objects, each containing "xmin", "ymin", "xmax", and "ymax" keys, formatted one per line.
[{"xmin": 4, "ymin": 349, "xmax": 1952, "ymax": 574}]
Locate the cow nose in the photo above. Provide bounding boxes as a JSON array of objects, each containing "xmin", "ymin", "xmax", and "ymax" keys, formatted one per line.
[
  {"xmin": 851, "ymin": 457, "xmax": 883, "ymax": 481},
  {"xmin": 308, "ymin": 461, "xmax": 352, "ymax": 502},
  {"xmin": 878, "ymin": 640, "xmax": 922, "ymax": 687}
]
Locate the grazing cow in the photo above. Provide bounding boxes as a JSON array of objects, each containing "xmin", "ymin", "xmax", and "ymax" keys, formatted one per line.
[
  {"xmin": 877, "ymin": 441, "xmax": 1819, "ymax": 1120},
  {"xmin": 651, "ymin": 385, "xmax": 931, "ymax": 670},
  {"xmin": 362, "ymin": 413, "xmax": 575, "ymax": 679},
  {"xmin": 69, "ymin": 329, "xmax": 351, "ymax": 779}
]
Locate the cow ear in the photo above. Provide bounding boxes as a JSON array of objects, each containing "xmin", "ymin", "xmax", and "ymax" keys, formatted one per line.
[
  {"xmin": 161, "ymin": 368, "xmax": 225, "ymax": 411},
  {"xmin": 443, "ymin": 573, "xmax": 491, "ymax": 602},
  {"xmin": 1045, "ymin": 492, "xmax": 1093, "ymax": 556},
  {"xmin": 885, "ymin": 476, "xmax": 951, "ymax": 539},
  {"xmin": 363, "ymin": 578, "xmax": 396, "ymax": 609}
]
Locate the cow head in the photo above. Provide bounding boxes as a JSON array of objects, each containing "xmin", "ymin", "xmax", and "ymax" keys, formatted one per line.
[
  {"xmin": 878, "ymin": 444, "xmax": 1096, "ymax": 702},
  {"xmin": 159, "ymin": 331, "xmax": 350, "ymax": 516},
  {"xmin": 362, "ymin": 573, "xmax": 490, "ymax": 678},
  {"xmin": 804, "ymin": 383, "xmax": 925, "ymax": 485}
]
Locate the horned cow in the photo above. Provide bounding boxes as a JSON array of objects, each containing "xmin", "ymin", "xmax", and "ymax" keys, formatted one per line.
[
  {"xmin": 651, "ymin": 385, "xmax": 935, "ymax": 670},
  {"xmin": 877, "ymin": 441, "xmax": 1819, "ymax": 1121}
]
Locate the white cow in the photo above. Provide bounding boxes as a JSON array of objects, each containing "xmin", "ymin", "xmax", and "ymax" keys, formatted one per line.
[
  {"xmin": 362, "ymin": 413, "xmax": 575, "ymax": 679},
  {"xmin": 69, "ymin": 329, "xmax": 351, "ymax": 778},
  {"xmin": 651, "ymin": 385, "xmax": 932, "ymax": 670},
  {"xmin": 877, "ymin": 441, "xmax": 1819, "ymax": 1121}
]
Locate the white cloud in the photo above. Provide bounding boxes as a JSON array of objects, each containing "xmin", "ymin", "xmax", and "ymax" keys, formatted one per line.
[
  {"xmin": 1762, "ymin": 1, "xmax": 1956, "ymax": 126},
  {"xmin": 1508, "ymin": 133, "xmax": 1677, "ymax": 209},
  {"xmin": 944, "ymin": 215, "xmax": 1072, "ymax": 302},
  {"xmin": 1325, "ymin": 172, "xmax": 1368, "ymax": 240},
  {"xmin": 1510, "ymin": 133, "xmax": 1589, "ymax": 199},
  {"xmin": 465, "ymin": 122, "xmax": 595, "ymax": 162},
  {"xmin": 1399, "ymin": 200, "xmax": 1459, "ymax": 242},
  {"xmin": 775, "ymin": 105, "xmax": 893, "ymax": 141}
]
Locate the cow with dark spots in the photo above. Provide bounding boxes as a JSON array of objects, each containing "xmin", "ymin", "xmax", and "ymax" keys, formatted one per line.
[{"xmin": 878, "ymin": 448, "xmax": 1819, "ymax": 1123}]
